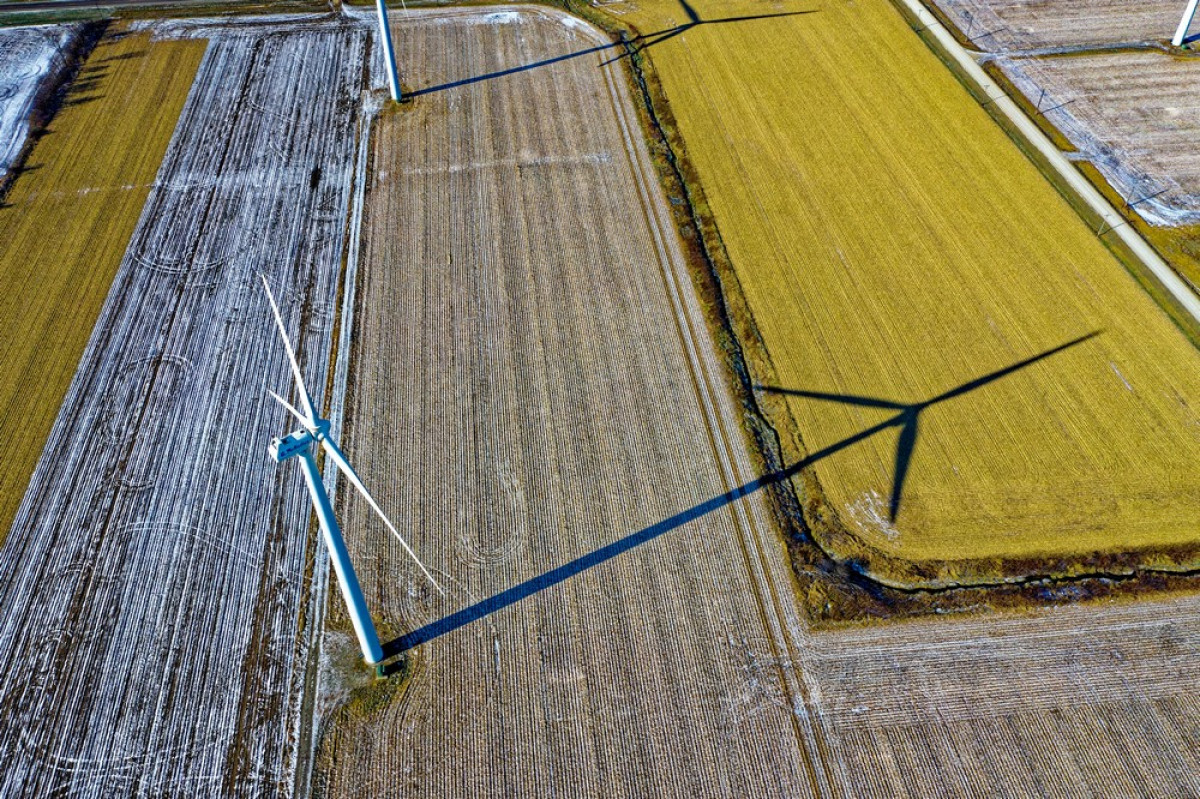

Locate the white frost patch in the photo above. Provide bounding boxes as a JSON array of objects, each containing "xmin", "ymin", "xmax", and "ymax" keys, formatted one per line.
[
  {"xmin": 998, "ymin": 55, "xmax": 1200, "ymax": 227},
  {"xmin": 0, "ymin": 25, "xmax": 75, "ymax": 175},
  {"xmin": 1110, "ymin": 361, "xmax": 1134, "ymax": 392},
  {"xmin": 485, "ymin": 11, "xmax": 523, "ymax": 24},
  {"xmin": 134, "ymin": 13, "xmax": 337, "ymax": 41},
  {"xmin": 847, "ymin": 490, "xmax": 900, "ymax": 542}
]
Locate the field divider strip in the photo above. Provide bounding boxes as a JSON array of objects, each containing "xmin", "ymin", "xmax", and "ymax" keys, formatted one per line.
[
  {"xmin": 293, "ymin": 84, "xmax": 382, "ymax": 799},
  {"xmin": 603, "ymin": 32, "xmax": 837, "ymax": 798}
]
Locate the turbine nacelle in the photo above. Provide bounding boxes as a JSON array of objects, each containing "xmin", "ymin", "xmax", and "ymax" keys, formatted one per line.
[
  {"xmin": 268, "ymin": 416, "xmax": 333, "ymax": 463},
  {"xmin": 269, "ymin": 429, "xmax": 316, "ymax": 463}
]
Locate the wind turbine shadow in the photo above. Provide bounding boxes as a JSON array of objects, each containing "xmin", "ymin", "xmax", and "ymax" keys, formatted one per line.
[
  {"xmin": 406, "ymin": 5, "xmax": 817, "ymax": 99},
  {"xmin": 757, "ymin": 330, "xmax": 1101, "ymax": 523},
  {"xmin": 381, "ymin": 331, "xmax": 1100, "ymax": 658},
  {"xmin": 601, "ymin": 7, "xmax": 819, "ymax": 66}
]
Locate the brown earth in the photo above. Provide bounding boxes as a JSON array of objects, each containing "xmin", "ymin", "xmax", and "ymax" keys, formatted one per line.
[{"xmin": 312, "ymin": 8, "xmax": 828, "ymax": 797}]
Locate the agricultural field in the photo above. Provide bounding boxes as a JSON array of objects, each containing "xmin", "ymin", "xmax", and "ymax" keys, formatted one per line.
[
  {"xmin": 997, "ymin": 52, "xmax": 1200, "ymax": 227},
  {"xmin": 0, "ymin": 23, "xmax": 75, "ymax": 173},
  {"xmin": 2, "ymin": 0, "xmax": 1200, "ymax": 795},
  {"xmin": 0, "ymin": 17, "xmax": 371, "ymax": 795},
  {"xmin": 795, "ymin": 590, "xmax": 1200, "ymax": 795},
  {"xmin": 311, "ymin": 8, "xmax": 823, "ymax": 796},
  {"xmin": 606, "ymin": 0, "xmax": 1200, "ymax": 588},
  {"xmin": 928, "ymin": 0, "xmax": 1187, "ymax": 51},
  {"xmin": 0, "ymin": 27, "xmax": 203, "ymax": 545}
]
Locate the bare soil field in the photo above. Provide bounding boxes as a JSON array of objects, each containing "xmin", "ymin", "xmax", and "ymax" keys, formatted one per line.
[
  {"xmin": 0, "ymin": 17, "xmax": 371, "ymax": 795},
  {"xmin": 311, "ymin": 8, "xmax": 827, "ymax": 797},
  {"xmin": 795, "ymin": 590, "xmax": 1200, "ymax": 796},
  {"xmin": 604, "ymin": 0, "xmax": 1200, "ymax": 588},
  {"xmin": 0, "ymin": 28, "xmax": 203, "ymax": 545},
  {"xmin": 997, "ymin": 52, "xmax": 1200, "ymax": 227},
  {"xmin": 926, "ymin": 0, "xmax": 1186, "ymax": 52}
]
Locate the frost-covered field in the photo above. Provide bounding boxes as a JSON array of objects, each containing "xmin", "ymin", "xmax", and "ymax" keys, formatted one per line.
[
  {"xmin": 999, "ymin": 53, "xmax": 1200, "ymax": 226},
  {"xmin": 0, "ymin": 17, "xmax": 370, "ymax": 796},
  {"xmin": 0, "ymin": 24, "xmax": 76, "ymax": 176},
  {"xmin": 928, "ymin": 0, "xmax": 1184, "ymax": 52}
]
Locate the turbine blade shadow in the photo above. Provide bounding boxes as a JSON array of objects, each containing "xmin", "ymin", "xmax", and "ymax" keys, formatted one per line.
[
  {"xmin": 380, "ymin": 414, "xmax": 896, "ymax": 658},
  {"xmin": 755, "ymin": 384, "xmax": 906, "ymax": 410},
  {"xmin": 889, "ymin": 412, "xmax": 918, "ymax": 523},
  {"xmin": 407, "ymin": 41, "xmax": 618, "ymax": 98},
  {"xmin": 926, "ymin": 330, "xmax": 1101, "ymax": 406},
  {"xmin": 381, "ymin": 332, "xmax": 1102, "ymax": 654},
  {"xmin": 603, "ymin": 11, "xmax": 819, "ymax": 65}
]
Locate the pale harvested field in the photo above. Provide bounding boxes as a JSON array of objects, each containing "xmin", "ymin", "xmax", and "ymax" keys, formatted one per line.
[
  {"xmin": 794, "ymin": 592, "xmax": 1200, "ymax": 796},
  {"xmin": 613, "ymin": 0, "xmax": 1200, "ymax": 585},
  {"xmin": 0, "ymin": 18, "xmax": 372, "ymax": 795},
  {"xmin": 312, "ymin": 8, "xmax": 826, "ymax": 797},
  {"xmin": 0, "ymin": 30, "xmax": 203, "ymax": 545},
  {"xmin": 999, "ymin": 52, "xmax": 1200, "ymax": 226},
  {"xmin": 927, "ymin": 0, "xmax": 1186, "ymax": 51}
]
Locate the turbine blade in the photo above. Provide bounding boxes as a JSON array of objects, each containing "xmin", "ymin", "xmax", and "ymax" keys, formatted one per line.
[
  {"xmin": 321, "ymin": 436, "xmax": 445, "ymax": 595},
  {"xmin": 269, "ymin": 390, "xmax": 314, "ymax": 432},
  {"xmin": 261, "ymin": 274, "xmax": 318, "ymax": 424}
]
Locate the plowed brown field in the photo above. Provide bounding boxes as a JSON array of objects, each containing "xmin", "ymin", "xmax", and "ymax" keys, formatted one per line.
[{"xmin": 313, "ymin": 8, "xmax": 827, "ymax": 797}]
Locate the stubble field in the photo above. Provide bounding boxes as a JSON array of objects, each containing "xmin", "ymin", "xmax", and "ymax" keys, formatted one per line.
[
  {"xmin": 792, "ymin": 589, "xmax": 1200, "ymax": 795},
  {"xmin": 611, "ymin": 0, "xmax": 1200, "ymax": 588},
  {"xmin": 927, "ymin": 0, "xmax": 1187, "ymax": 51},
  {"xmin": 0, "ymin": 28, "xmax": 204, "ymax": 545},
  {"xmin": 0, "ymin": 17, "xmax": 372, "ymax": 795},
  {"xmin": 311, "ymin": 8, "xmax": 828, "ymax": 797}
]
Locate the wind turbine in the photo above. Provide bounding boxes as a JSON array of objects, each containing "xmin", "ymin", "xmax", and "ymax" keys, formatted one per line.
[
  {"xmin": 376, "ymin": 0, "xmax": 402, "ymax": 102},
  {"xmin": 1173, "ymin": 0, "xmax": 1199, "ymax": 47},
  {"xmin": 262, "ymin": 276, "xmax": 441, "ymax": 666}
]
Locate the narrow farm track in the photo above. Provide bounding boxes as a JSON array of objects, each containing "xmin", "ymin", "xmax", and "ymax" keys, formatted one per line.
[
  {"xmin": 0, "ymin": 19, "xmax": 369, "ymax": 796},
  {"xmin": 313, "ymin": 8, "xmax": 824, "ymax": 797}
]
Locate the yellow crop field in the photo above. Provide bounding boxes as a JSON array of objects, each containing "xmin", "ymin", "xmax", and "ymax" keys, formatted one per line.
[
  {"xmin": 610, "ymin": 0, "xmax": 1200, "ymax": 585},
  {"xmin": 0, "ymin": 30, "xmax": 204, "ymax": 542}
]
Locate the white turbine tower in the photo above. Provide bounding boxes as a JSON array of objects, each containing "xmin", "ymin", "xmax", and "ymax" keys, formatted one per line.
[
  {"xmin": 262, "ymin": 276, "xmax": 441, "ymax": 666},
  {"xmin": 1174, "ymin": 0, "xmax": 1199, "ymax": 46},
  {"xmin": 376, "ymin": 0, "xmax": 402, "ymax": 102}
]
